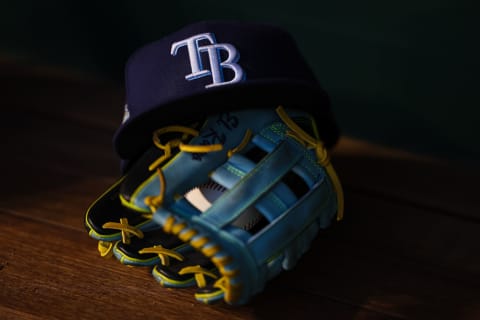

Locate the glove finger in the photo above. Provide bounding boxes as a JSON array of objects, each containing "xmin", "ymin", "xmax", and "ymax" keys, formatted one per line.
[
  {"xmin": 112, "ymin": 228, "xmax": 187, "ymax": 266},
  {"xmin": 152, "ymin": 250, "xmax": 217, "ymax": 288}
]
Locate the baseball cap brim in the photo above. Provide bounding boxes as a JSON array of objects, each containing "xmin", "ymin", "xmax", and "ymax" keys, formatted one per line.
[{"xmin": 113, "ymin": 78, "xmax": 338, "ymax": 160}]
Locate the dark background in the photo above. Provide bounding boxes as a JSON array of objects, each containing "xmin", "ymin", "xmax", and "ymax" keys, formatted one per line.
[{"xmin": 2, "ymin": 0, "xmax": 478, "ymax": 164}]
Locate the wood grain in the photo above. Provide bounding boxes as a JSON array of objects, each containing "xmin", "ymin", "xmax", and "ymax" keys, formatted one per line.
[{"xmin": 333, "ymin": 138, "xmax": 480, "ymax": 220}]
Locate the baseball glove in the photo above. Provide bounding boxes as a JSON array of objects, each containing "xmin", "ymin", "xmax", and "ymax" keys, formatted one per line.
[{"xmin": 99, "ymin": 106, "xmax": 344, "ymax": 305}]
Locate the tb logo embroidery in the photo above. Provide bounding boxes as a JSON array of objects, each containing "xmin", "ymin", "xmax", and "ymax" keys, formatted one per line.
[{"xmin": 170, "ymin": 33, "xmax": 245, "ymax": 88}]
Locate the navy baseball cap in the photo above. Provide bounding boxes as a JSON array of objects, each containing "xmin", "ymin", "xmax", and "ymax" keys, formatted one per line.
[{"xmin": 114, "ymin": 20, "xmax": 339, "ymax": 160}]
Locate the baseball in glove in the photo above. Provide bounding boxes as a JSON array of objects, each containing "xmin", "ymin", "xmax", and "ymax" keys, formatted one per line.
[{"xmin": 84, "ymin": 21, "xmax": 344, "ymax": 306}]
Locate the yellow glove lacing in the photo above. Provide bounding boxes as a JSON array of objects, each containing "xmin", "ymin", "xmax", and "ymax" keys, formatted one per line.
[
  {"xmin": 143, "ymin": 125, "xmax": 224, "ymax": 213},
  {"xmin": 102, "ymin": 217, "xmax": 145, "ymax": 244},
  {"xmin": 100, "ymin": 217, "xmax": 145, "ymax": 257},
  {"xmin": 179, "ymin": 265, "xmax": 218, "ymax": 288},
  {"xmin": 276, "ymin": 106, "xmax": 344, "ymax": 221},
  {"xmin": 138, "ymin": 245, "xmax": 185, "ymax": 266}
]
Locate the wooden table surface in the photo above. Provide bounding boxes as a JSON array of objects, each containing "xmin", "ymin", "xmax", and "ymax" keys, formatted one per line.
[{"xmin": 1, "ymin": 62, "xmax": 479, "ymax": 320}]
